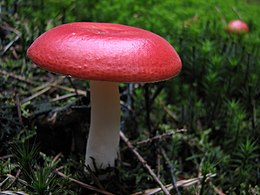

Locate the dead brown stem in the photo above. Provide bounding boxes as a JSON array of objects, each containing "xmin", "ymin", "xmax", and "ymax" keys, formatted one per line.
[
  {"xmin": 134, "ymin": 129, "xmax": 186, "ymax": 146},
  {"xmin": 6, "ymin": 169, "xmax": 21, "ymax": 190},
  {"xmin": 132, "ymin": 173, "xmax": 216, "ymax": 195},
  {"xmin": 120, "ymin": 131, "xmax": 170, "ymax": 195},
  {"xmin": 0, "ymin": 70, "xmax": 86, "ymax": 96},
  {"xmin": 15, "ymin": 94, "xmax": 23, "ymax": 125},
  {"xmin": 55, "ymin": 170, "xmax": 114, "ymax": 195}
]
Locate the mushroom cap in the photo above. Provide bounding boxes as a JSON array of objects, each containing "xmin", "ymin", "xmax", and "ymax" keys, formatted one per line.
[
  {"xmin": 27, "ymin": 22, "xmax": 182, "ymax": 82},
  {"xmin": 226, "ymin": 20, "xmax": 249, "ymax": 34}
]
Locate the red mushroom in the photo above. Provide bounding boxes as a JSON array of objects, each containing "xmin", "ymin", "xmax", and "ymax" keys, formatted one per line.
[
  {"xmin": 27, "ymin": 22, "xmax": 182, "ymax": 170},
  {"xmin": 225, "ymin": 20, "xmax": 249, "ymax": 34}
]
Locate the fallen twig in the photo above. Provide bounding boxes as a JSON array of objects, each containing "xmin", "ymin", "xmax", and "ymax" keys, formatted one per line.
[
  {"xmin": 55, "ymin": 170, "xmax": 114, "ymax": 195},
  {"xmin": 210, "ymin": 182, "xmax": 226, "ymax": 195},
  {"xmin": 0, "ymin": 24, "xmax": 21, "ymax": 56},
  {"xmin": 0, "ymin": 70, "xmax": 86, "ymax": 95},
  {"xmin": 0, "ymin": 154, "xmax": 13, "ymax": 160},
  {"xmin": 50, "ymin": 93, "xmax": 77, "ymax": 102},
  {"xmin": 21, "ymin": 85, "xmax": 52, "ymax": 104},
  {"xmin": 49, "ymin": 82, "xmax": 86, "ymax": 95},
  {"xmin": 0, "ymin": 177, "xmax": 10, "ymax": 188},
  {"xmin": 21, "ymin": 78, "xmax": 64, "ymax": 104},
  {"xmin": 132, "ymin": 173, "xmax": 216, "ymax": 195},
  {"xmin": 134, "ymin": 129, "xmax": 186, "ymax": 146},
  {"xmin": 6, "ymin": 174, "xmax": 27, "ymax": 185},
  {"xmin": 0, "ymin": 191, "xmax": 29, "ymax": 195},
  {"xmin": 120, "ymin": 131, "xmax": 170, "ymax": 195},
  {"xmin": 6, "ymin": 169, "xmax": 21, "ymax": 190},
  {"xmin": 0, "ymin": 69, "xmax": 37, "ymax": 86},
  {"xmin": 161, "ymin": 148, "xmax": 180, "ymax": 195},
  {"xmin": 161, "ymin": 102, "xmax": 180, "ymax": 125},
  {"xmin": 7, "ymin": 171, "xmax": 112, "ymax": 195}
]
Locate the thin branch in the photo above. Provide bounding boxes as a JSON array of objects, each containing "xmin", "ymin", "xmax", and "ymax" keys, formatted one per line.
[
  {"xmin": 0, "ymin": 23, "xmax": 21, "ymax": 56},
  {"xmin": 21, "ymin": 78, "xmax": 64, "ymax": 104},
  {"xmin": 49, "ymin": 83, "xmax": 86, "ymax": 96},
  {"xmin": 6, "ymin": 174, "xmax": 27, "ymax": 185},
  {"xmin": 210, "ymin": 182, "xmax": 226, "ymax": 195},
  {"xmin": 134, "ymin": 129, "xmax": 186, "ymax": 146},
  {"xmin": 8, "ymin": 170, "xmax": 115, "ymax": 195},
  {"xmin": 0, "ymin": 154, "xmax": 13, "ymax": 160},
  {"xmin": 50, "ymin": 93, "xmax": 77, "ymax": 102},
  {"xmin": 131, "ymin": 173, "xmax": 216, "ymax": 195},
  {"xmin": 0, "ymin": 177, "xmax": 10, "ymax": 188},
  {"xmin": 55, "ymin": 170, "xmax": 114, "ymax": 195},
  {"xmin": 21, "ymin": 85, "xmax": 52, "ymax": 104},
  {"xmin": 0, "ymin": 34, "xmax": 20, "ymax": 55},
  {"xmin": 0, "ymin": 69, "xmax": 37, "ymax": 86},
  {"xmin": 161, "ymin": 102, "xmax": 180, "ymax": 125},
  {"xmin": 161, "ymin": 148, "xmax": 180, "ymax": 195},
  {"xmin": 66, "ymin": 76, "xmax": 79, "ymax": 96},
  {"xmin": 120, "ymin": 131, "xmax": 170, "ymax": 195},
  {"xmin": 0, "ymin": 70, "xmax": 86, "ymax": 95},
  {"xmin": 6, "ymin": 169, "xmax": 21, "ymax": 190}
]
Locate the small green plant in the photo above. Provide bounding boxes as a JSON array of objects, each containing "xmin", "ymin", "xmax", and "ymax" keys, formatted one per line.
[
  {"xmin": 10, "ymin": 141, "xmax": 71, "ymax": 194},
  {"xmin": 225, "ymin": 100, "xmax": 247, "ymax": 150},
  {"xmin": 28, "ymin": 166, "xmax": 61, "ymax": 195},
  {"xmin": 230, "ymin": 138, "xmax": 259, "ymax": 192},
  {"xmin": 11, "ymin": 142, "xmax": 40, "ymax": 182}
]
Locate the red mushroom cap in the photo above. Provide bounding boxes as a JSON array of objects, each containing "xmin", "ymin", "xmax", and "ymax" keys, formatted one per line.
[
  {"xmin": 225, "ymin": 20, "xmax": 249, "ymax": 34},
  {"xmin": 27, "ymin": 22, "xmax": 181, "ymax": 83}
]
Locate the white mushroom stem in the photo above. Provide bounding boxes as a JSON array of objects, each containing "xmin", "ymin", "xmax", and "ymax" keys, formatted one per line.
[{"xmin": 85, "ymin": 80, "xmax": 120, "ymax": 170}]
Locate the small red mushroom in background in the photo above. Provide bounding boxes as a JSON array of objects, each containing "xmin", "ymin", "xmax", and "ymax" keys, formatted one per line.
[
  {"xmin": 225, "ymin": 20, "xmax": 249, "ymax": 34},
  {"xmin": 27, "ymin": 22, "xmax": 182, "ymax": 171}
]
